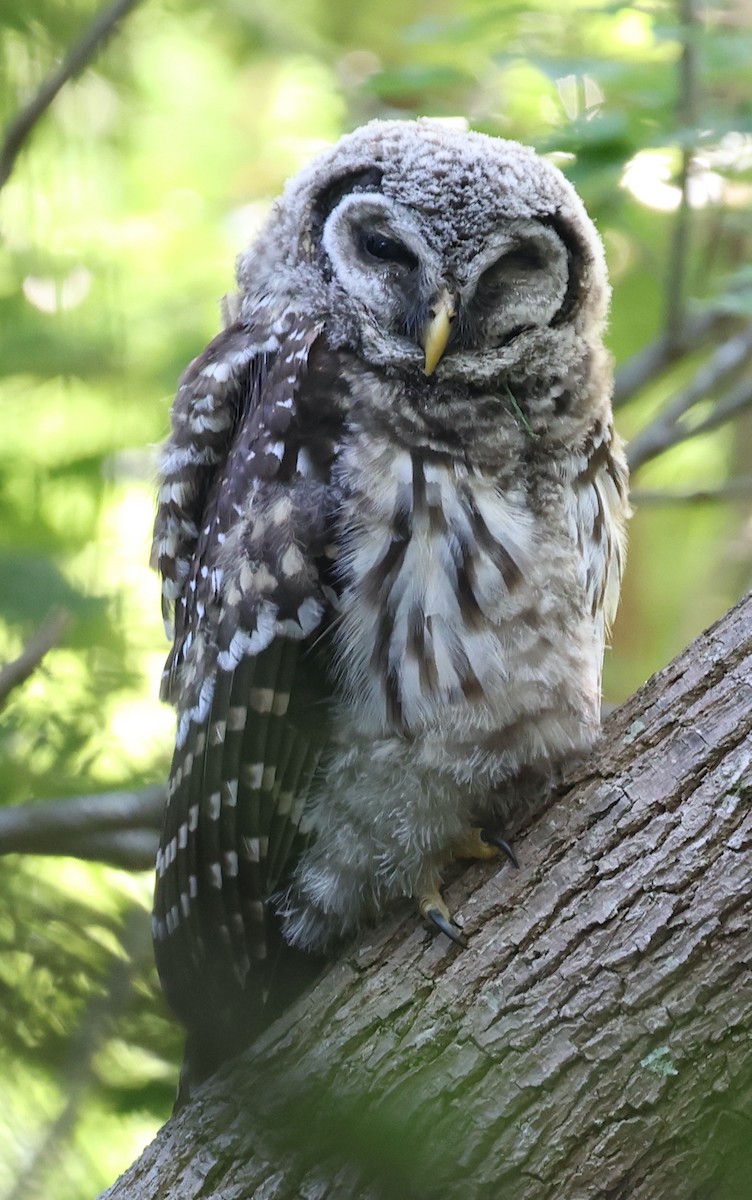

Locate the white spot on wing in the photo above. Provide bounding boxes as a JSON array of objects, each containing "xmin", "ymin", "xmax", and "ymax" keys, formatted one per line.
[
  {"xmin": 281, "ymin": 544, "xmax": 306, "ymax": 577},
  {"xmin": 202, "ymin": 360, "xmax": 231, "ymax": 383},
  {"xmin": 296, "ymin": 447, "xmax": 316, "ymax": 477},
  {"xmin": 297, "ymin": 596, "xmax": 323, "ymax": 635}
]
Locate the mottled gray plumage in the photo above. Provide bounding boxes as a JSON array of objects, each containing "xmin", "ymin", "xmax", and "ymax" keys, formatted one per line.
[{"xmin": 152, "ymin": 118, "xmax": 629, "ymax": 1078}]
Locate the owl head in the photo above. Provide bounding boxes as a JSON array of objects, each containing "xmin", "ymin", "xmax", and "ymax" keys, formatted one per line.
[{"xmin": 236, "ymin": 119, "xmax": 609, "ymax": 389}]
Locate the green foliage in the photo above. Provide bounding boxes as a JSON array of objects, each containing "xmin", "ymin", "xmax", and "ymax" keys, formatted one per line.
[{"xmin": 1, "ymin": 0, "xmax": 750, "ymax": 1194}]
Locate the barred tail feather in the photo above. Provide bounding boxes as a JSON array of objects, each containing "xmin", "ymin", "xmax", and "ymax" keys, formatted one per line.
[
  {"xmin": 266, "ymin": 737, "xmax": 322, "ymax": 890},
  {"xmin": 153, "ymin": 717, "xmax": 203, "ymax": 1021}
]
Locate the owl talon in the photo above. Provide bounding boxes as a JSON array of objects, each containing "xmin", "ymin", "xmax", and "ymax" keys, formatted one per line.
[
  {"xmin": 480, "ymin": 829, "xmax": 519, "ymax": 869},
  {"xmin": 419, "ymin": 891, "xmax": 467, "ymax": 947},
  {"xmin": 451, "ymin": 826, "xmax": 518, "ymax": 868}
]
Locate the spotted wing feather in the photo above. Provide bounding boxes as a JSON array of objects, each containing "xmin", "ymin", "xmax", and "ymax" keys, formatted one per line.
[
  {"xmin": 152, "ymin": 316, "xmax": 342, "ymax": 1063},
  {"xmin": 570, "ymin": 422, "xmax": 630, "ymax": 679}
]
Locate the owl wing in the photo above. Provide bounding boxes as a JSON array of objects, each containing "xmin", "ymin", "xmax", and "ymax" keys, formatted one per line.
[
  {"xmin": 152, "ymin": 315, "xmax": 344, "ymax": 1065},
  {"xmin": 571, "ymin": 422, "xmax": 630, "ymax": 688}
]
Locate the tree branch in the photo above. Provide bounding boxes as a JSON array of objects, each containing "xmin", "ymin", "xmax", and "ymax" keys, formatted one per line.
[
  {"xmin": 0, "ymin": 0, "xmax": 143, "ymax": 192},
  {"xmin": 628, "ymin": 375, "xmax": 752, "ymax": 473},
  {"xmin": 632, "ymin": 476, "xmax": 752, "ymax": 505},
  {"xmin": 0, "ymin": 785, "xmax": 164, "ymax": 869},
  {"xmin": 0, "ymin": 610, "xmax": 71, "ymax": 709},
  {"xmin": 101, "ymin": 591, "xmax": 752, "ymax": 1200},
  {"xmin": 664, "ymin": 0, "xmax": 699, "ymax": 346},
  {"xmin": 626, "ymin": 326, "xmax": 752, "ymax": 472},
  {"xmin": 612, "ymin": 310, "xmax": 730, "ymax": 409}
]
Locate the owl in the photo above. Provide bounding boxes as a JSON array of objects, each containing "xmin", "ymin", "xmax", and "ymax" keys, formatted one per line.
[{"xmin": 152, "ymin": 119, "xmax": 629, "ymax": 1082}]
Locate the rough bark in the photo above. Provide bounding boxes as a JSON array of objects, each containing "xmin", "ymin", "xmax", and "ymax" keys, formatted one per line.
[{"xmin": 103, "ymin": 592, "xmax": 752, "ymax": 1200}]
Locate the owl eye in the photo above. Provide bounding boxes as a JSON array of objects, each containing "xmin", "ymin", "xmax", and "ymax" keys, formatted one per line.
[
  {"xmin": 500, "ymin": 244, "xmax": 545, "ymax": 272},
  {"xmin": 487, "ymin": 242, "xmax": 546, "ymax": 279},
  {"xmin": 359, "ymin": 230, "xmax": 419, "ymax": 270},
  {"xmin": 474, "ymin": 242, "xmax": 548, "ymax": 313}
]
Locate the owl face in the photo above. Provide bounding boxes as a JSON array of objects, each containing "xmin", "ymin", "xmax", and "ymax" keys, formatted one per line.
[
  {"xmin": 239, "ymin": 119, "xmax": 609, "ymax": 395},
  {"xmin": 322, "ymin": 191, "xmax": 571, "ymax": 374}
]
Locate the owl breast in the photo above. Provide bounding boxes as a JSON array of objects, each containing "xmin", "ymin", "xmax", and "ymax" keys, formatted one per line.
[{"xmin": 333, "ymin": 435, "xmax": 603, "ymax": 766}]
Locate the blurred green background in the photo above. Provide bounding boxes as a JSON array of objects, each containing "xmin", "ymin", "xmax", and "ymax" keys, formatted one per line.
[{"xmin": 1, "ymin": 0, "xmax": 750, "ymax": 1195}]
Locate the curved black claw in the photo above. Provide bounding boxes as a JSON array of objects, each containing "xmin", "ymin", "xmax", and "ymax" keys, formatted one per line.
[
  {"xmin": 424, "ymin": 906, "xmax": 468, "ymax": 948},
  {"xmin": 480, "ymin": 829, "xmax": 519, "ymax": 869}
]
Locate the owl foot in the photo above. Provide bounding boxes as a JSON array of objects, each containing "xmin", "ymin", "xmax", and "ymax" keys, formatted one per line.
[
  {"xmin": 419, "ymin": 829, "xmax": 518, "ymax": 946},
  {"xmin": 452, "ymin": 827, "xmax": 519, "ymax": 869},
  {"xmin": 419, "ymin": 889, "xmax": 467, "ymax": 947}
]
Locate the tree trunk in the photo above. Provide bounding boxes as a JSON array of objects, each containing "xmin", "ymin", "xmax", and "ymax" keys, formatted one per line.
[{"xmin": 103, "ymin": 593, "xmax": 752, "ymax": 1200}]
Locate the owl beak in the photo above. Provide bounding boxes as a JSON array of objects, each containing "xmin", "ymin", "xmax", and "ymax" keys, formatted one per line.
[{"xmin": 421, "ymin": 290, "xmax": 456, "ymax": 376}]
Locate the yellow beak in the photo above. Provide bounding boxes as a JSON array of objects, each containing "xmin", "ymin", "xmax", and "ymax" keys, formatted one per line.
[{"xmin": 421, "ymin": 290, "xmax": 456, "ymax": 376}]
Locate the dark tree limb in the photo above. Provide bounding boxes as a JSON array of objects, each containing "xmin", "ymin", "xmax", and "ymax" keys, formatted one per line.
[
  {"xmin": 101, "ymin": 591, "xmax": 752, "ymax": 1200},
  {"xmin": 612, "ymin": 311, "xmax": 733, "ymax": 409},
  {"xmin": 0, "ymin": 610, "xmax": 70, "ymax": 708},
  {"xmin": 0, "ymin": 786, "xmax": 163, "ymax": 869},
  {"xmin": 633, "ymin": 477, "xmax": 752, "ymax": 505},
  {"xmin": 0, "ymin": 0, "xmax": 143, "ymax": 192},
  {"xmin": 626, "ymin": 327, "xmax": 752, "ymax": 472}
]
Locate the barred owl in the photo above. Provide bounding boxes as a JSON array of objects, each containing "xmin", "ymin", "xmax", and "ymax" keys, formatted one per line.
[{"xmin": 152, "ymin": 119, "xmax": 629, "ymax": 1082}]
